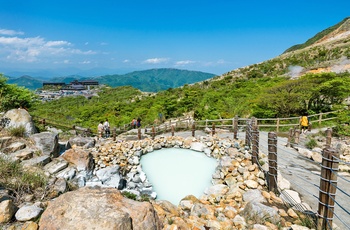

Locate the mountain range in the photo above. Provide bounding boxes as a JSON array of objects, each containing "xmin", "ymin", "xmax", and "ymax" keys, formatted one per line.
[{"xmin": 5, "ymin": 68, "xmax": 216, "ymax": 92}]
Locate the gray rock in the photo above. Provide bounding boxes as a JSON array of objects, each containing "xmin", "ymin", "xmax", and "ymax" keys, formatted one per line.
[
  {"xmin": 30, "ymin": 132, "xmax": 60, "ymax": 158},
  {"xmin": 21, "ymin": 155, "xmax": 51, "ymax": 167},
  {"xmin": 0, "ymin": 200, "xmax": 18, "ymax": 223},
  {"xmin": 15, "ymin": 204, "xmax": 43, "ymax": 222},
  {"xmin": 2, "ymin": 109, "xmax": 37, "ymax": 136}
]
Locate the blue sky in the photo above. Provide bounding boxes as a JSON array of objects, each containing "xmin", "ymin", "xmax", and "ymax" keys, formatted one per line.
[{"xmin": 0, "ymin": 0, "xmax": 349, "ymax": 77}]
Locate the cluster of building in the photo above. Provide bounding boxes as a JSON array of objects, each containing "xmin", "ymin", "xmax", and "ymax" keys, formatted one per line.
[{"xmin": 37, "ymin": 80, "xmax": 99, "ymax": 101}]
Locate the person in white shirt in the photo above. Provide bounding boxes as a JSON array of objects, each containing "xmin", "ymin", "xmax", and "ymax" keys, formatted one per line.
[{"xmin": 104, "ymin": 119, "xmax": 110, "ymax": 138}]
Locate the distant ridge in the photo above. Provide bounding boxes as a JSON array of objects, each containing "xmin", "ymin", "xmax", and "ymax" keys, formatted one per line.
[{"xmin": 5, "ymin": 68, "xmax": 216, "ymax": 92}]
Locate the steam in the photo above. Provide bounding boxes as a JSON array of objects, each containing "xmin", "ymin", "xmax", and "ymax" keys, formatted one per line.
[
  {"xmin": 331, "ymin": 56, "xmax": 350, "ymax": 73},
  {"xmin": 287, "ymin": 66, "xmax": 304, "ymax": 79}
]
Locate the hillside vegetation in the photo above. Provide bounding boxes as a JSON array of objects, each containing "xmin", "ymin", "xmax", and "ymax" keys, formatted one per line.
[{"xmin": 2, "ymin": 18, "xmax": 350, "ymax": 135}]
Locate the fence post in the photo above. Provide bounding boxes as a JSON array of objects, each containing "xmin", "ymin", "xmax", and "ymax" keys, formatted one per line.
[
  {"xmin": 205, "ymin": 119, "xmax": 208, "ymax": 128},
  {"xmin": 319, "ymin": 113, "xmax": 323, "ymax": 125},
  {"xmin": 276, "ymin": 118, "xmax": 280, "ymax": 133},
  {"xmin": 245, "ymin": 119, "xmax": 251, "ymax": 148},
  {"xmin": 233, "ymin": 115, "xmax": 238, "ymax": 140},
  {"xmin": 192, "ymin": 122, "xmax": 196, "ymax": 137},
  {"xmin": 171, "ymin": 125, "xmax": 175, "ymax": 136},
  {"xmin": 138, "ymin": 128, "xmax": 141, "ymax": 140},
  {"xmin": 287, "ymin": 128, "xmax": 293, "ymax": 147},
  {"xmin": 112, "ymin": 127, "xmax": 116, "ymax": 141},
  {"xmin": 268, "ymin": 132, "xmax": 278, "ymax": 193},
  {"xmin": 317, "ymin": 147, "xmax": 339, "ymax": 230},
  {"xmin": 212, "ymin": 123, "xmax": 215, "ymax": 136},
  {"xmin": 325, "ymin": 128, "xmax": 332, "ymax": 148},
  {"xmin": 294, "ymin": 129, "xmax": 300, "ymax": 145},
  {"xmin": 251, "ymin": 124, "xmax": 259, "ymax": 165},
  {"xmin": 152, "ymin": 126, "xmax": 155, "ymax": 140}
]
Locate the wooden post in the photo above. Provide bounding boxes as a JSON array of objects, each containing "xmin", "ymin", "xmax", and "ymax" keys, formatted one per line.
[
  {"xmin": 112, "ymin": 127, "xmax": 116, "ymax": 141},
  {"xmin": 192, "ymin": 122, "xmax": 195, "ymax": 137},
  {"xmin": 319, "ymin": 113, "xmax": 323, "ymax": 125},
  {"xmin": 138, "ymin": 128, "xmax": 141, "ymax": 140},
  {"xmin": 325, "ymin": 128, "xmax": 332, "ymax": 148},
  {"xmin": 233, "ymin": 115, "xmax": 238, "ymax": 140},
  {"xmin": 287, "ymin": 128, "xmax": 293, "ymax": 147},
  {"xmin": 245, "ymin": 119, "xmax": 251, "ymax": 148},
  {"xmin": 308, "ymin": 122, "xmax": 312, "ymax": 132},
  {"xmin": 251, "ymin": 125, "xmax": 259, "ymax": 165},
  {"xmin": 276, "ymin": 118, "xmax": 280, "ymax": 133},
  {"xmin": 212, "ymin": 123, "xmax": 215, "ymax": 136},
  {"xmin": 268, "ymin": 132, "xmax": 278, "ymax": 193},
  {"xmin": 294, "ymin": 129, "xmax": 300, "ymax": 145},
  {"xmin": 171, "ymin": 125, "xmax": 175, "ymax": 136},
  {"xmin": 205, "ymin": 119, "xmax": 208, "ymax": 128},
  {"xmin": 152, "ymin": 126, "xmax": 155, "ymax": 140},
  {"xmin": 317, "ymin": 147, "xmax": 339, "ymax": 230}
]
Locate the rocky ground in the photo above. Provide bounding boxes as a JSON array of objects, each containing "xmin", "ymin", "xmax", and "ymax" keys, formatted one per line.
[{"xmin": 1, "ymin": 109, "xmax": 349, "ymax": 230}]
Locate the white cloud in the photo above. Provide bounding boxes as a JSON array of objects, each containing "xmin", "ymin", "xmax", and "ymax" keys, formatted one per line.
[
  {"xmin": 0, "ymin": 29, "xmax": 24, "ymax": 36},
  {"xmin": 80, "ymin": 60, "xmax": 91, "ymax": 64},
  {"xmin": 0, "ymin": 32, "xmax": 96, "ymax": 63},
  {"xmin": 175, "ymin": 60, "xmax": 195, "ymax": 66},
  {"xmin": 123, "ymin": 59, "xmax": 130, "ymax": 63},
  {"xmin": 100, "ymin": 42, "xmax": 108, "ymax": 46},
  {"xmin": 143, "ymin": 57, "xmax": 169, "ymax": 64}
]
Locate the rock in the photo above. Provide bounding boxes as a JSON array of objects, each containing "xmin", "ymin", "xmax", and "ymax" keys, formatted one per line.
[
  {"xmin": 38, "ymin": 187, "xmax": 162, "ymax": 230},
  {"xmin": 66, "ymin": 136, "xmax": 95, "ymax": 149},
  {"xmin": 43, "ymin": 158, "xmax": 68, "ymax": 175},
  {"xmin": 190, "ymin": 142, "xmax": 205, "ymax": 152},
  {"xmin": 21, "ymin": 156, "xmax": 51, "ymax": 167},
  {"xmin": 3, "ymin": 142, "xmax": 26, "ymax": 154},
  {"xmin": 95, "ymin": 165, "xmax": 119, "ymax": 182},
  {"xmin": 0, "ymin": 200, "xmax": 18, "ymax": 223},
  {"xmin": 243, "ymin": 189, "xmax": 266, "ymax": 203},
  {"xmin": 241, "ymin": 202, "xmax": 280, "ymax": 225},
  {"xmin": 2, "ymin": 109, "xmax": 37, "ymax": 136},
  {"xmin": 61, "ymin": 148, "xmax": 94, "ymax": 172},
  {"xmin": 204, "ymin": 184, "xmax": 229, "ymax": 196},
  {"xmin": 30, "ymin": 132, "xmax": 60, "ymax": 158},
  {"xmin": 244, "ymin": 179, "xmax": 259, "ymax": 189},
  {"xmin": 280, "ymin": 189, "xmax": 301, "ymax": 205},
  {"xmin": 21, "ymin": 221, "xmax": 39, "ymax": 230},
  {"xmin": 15, "ymin": 204, "xmax": 43, "ymax": 222}
]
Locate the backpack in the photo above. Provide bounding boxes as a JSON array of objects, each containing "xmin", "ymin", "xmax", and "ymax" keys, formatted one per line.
[{"xmin": 301, "ymin": 116, "xmax": 308, "ymax": 126}]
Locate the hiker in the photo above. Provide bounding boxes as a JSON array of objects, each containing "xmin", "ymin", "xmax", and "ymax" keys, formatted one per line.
[
  {"xmin": 98, "ymin": 121, "xmax": 104, "ymax": 138},
  {"xmin": 300, "ymin": 113, "xmax": 310, "ymax": 134},
  {"xmin": 137, "ymin": 117, "xmax": 141, "ymax": 128},
  {"xmin": 131, "ymin": 118, "xmax": 137, "ymax": 129},
  {"xmin": 104, "ymin": 119, "xmax": 110, "ymax": 138}
]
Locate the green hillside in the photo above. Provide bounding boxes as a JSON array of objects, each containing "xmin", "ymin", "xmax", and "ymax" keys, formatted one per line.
[
  {"xmin": 95, "ymin": 68, "xmax": 216, "ymax": 92},
  {"xmin": 7, "ymin": 75, "xmax": 43, "ymax": 91}
]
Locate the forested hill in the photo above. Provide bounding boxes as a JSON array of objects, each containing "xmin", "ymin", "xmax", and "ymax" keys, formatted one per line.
[
  {"xmin": 5, "ymin": 68, "xmax": 216, "ymax": 92},
  {"xmin": 94, "ymin": 68, "xmax": 216, "ymax": 92}
]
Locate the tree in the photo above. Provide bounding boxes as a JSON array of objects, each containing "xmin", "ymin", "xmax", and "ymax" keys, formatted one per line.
[{"xmin": 0, "ymin": 75, "xmax": 36, "ymax": 112}]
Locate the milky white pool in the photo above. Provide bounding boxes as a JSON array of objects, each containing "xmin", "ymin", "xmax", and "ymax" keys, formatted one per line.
[{"xmin": 140, "ymin": 148, "xmax": 218, "ymax": 205}]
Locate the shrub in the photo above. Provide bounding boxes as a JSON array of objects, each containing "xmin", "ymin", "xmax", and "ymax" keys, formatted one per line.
[
  {"xmin": 305, "ymin": 138, "xmax": 318, "ymax": 149},
  {"xmin": 122, "ymin": 191, "xmax": 137, "ymax": 200},
  {"xmin": 7, "ymin": 125, "xmax": 26, "ymax": 137}
]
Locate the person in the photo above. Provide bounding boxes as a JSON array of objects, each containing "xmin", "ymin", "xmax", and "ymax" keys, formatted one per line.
[
  {"xmin": 131, "ymin": 118, "xmax": 137, "ymax": 129},
  {"xmin": 104, "ymin": 119, "xmax": 110, "ymax": 138},
  {"xmin": 137, "ymin": 117, "xmax": 141, "ymax": 128},
  {"xmin": 300, "ymin": 113, "xmax": 309, "ymax": 134},
  {"xmin": 98, "ymin": 121, "xmax": 104, "ymax": 138}
]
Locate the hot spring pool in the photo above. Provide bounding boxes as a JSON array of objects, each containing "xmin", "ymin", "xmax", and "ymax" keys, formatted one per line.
[{"xmin": 140, "ymin": 148, "xmax": 218, "ymax": 205}]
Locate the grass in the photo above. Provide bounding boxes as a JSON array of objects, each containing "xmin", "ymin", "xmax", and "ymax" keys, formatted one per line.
[
  {"xmin": 6, "ymin": 125, "xmax": 26, "ymax": 137},
  {"xmin": 0, "ymin": 157, "xmax": 47, "ymax": 203},
  {"xmin": 305, "ymin": 138, "xmax": 318, "ymax": 149}
]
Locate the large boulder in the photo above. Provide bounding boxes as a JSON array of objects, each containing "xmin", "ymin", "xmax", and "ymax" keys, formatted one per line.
[
  {"xmin": 38, "ymin": 187, "xmax": 162, "ymax": 230},
  {"xmin": 30, "ymin": 132, "xmax": 60, "ymax": 158},
  {"xmin": 1, "ymin": 109, "xmax": 37, "ymax": 136},
  {"xmin": 61, "ymin": 148, "xmax": 94, "ymax": 173}
]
